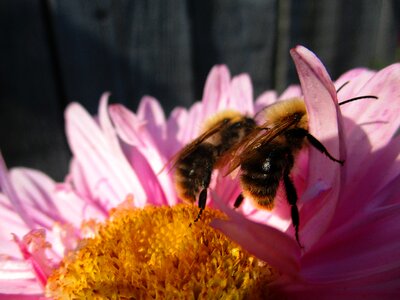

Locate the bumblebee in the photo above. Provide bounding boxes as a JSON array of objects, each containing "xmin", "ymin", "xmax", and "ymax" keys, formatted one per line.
[
  {"xmin": 228, "ymin": 92, "xmax": 377, "ymax": 247},
  {"xmin": 166, "ymin": 110, "xmax": 256, "ymax": 221}
]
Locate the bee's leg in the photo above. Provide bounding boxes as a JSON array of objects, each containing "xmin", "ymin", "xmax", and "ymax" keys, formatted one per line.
[
  {"xmin": 304, "ymin": 131, "xmax": 344, "ymax": 165},
  {"xmin": 194, "ymin": 188, "xmax": 207, "ymax": 222},
  {"xmin": 234, "ymin": 193, "xmax": 244, "ymax": 209},
  {"xmin": 283, "ymin": 160, "xmax": 303, "ymax": 248}
]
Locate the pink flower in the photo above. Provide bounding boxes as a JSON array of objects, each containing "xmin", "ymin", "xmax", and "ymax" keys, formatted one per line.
[
  {"xmin": 0, "ymin": 65, "xmax": 270, "ymax": 298},
  {"xmin": 1, "ymin": 45, "xmax": 399, "ymax": 298},
  {"xmin": 212, "ymin": 46, "xmax": 400, "ymax": 298}
]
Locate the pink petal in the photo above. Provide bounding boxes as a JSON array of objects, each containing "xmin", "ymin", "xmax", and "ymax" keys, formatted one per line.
[
  {"xmin": 334, "ymin": 135, "xmax": 400, "ymax": 223},
  {"xmin": 201, "ymin": 65, "xmax": 231, "ymax": 118},
  {"xmin": 0, "ymin": 295, "xmax": 42, "ymax": 300},
  {"xmin": 46, "ymin": 222, "xmax": 79, "ymax": 258},
  {"xmin": 65, "ymin": 103, "xmax": 147, "ymax": 209},
  {"xmin": 137, "ymin": 96, "xmax": 167, "ymax": 149},
  {"xmin": 110, "ymin": 104, "xmax": 177, "ymax": 202},
  {"xmin": 0, "ymin": 195, "xmax": 28, "ymax": 256},
  {"xmin": 334, "ymin": 68, "xmax": 375, "ymax": 96},
  {"xmin": 0, "ymin": 154, "xmax": 35, "ymax": 229},
  {"xmin": 300, "ymin": 204, "xmax": 400, "ymax": 287},
  {"xmin": 53, "ymin": 187, "xmax": 106, "ymax": 227},
  {"xmin": 227, "ymin": 74, "xmax": 254, "ymax": 114},
  {"xmin": 109, "ymin": 104, "xmax": 149, "ymax": 148},
  {"xmin": 273, "ymin": 278, "xmax": 400, "ymax": 299},
  {"xmin": 211, "ymin": 171, "xmax": 241, "ymax": 208},
  {"xmin": 9, "ymin": 169, "xmax": 66, "ymax": 228},
  {"xmin": 165, "ymin": 106, "xmax": 189, "ymax": 156},
  {"xmin": 372, "ymin": 171, "xmax": 400, "ymax": 208},
  {"xmin": 335, "ymin": 69, "xmax": 377, "ymax": 123},
  {"xmin": 342, "ymin": 64, "xmax": 400, "ymax": 181},
  {"xmin": 98, "ymin": 93, "xmax": 119, "ymax": 149},
  {"xmin": 1, "ymin": 165, "xmax": 84, "ymax": 257},
  {"xmin": 290, "ymin": 46, "xmax": 343, "ymax": 248},
  {"xmin": 211, "ymin": 192, "xmax": 301, "ymax": 278},
  {"xmin": 66, "ymin": 159, "xmax": 108, "ymax": 217},
  {"xmin": 0, "ymin": 257, "xmax": 42, "ymax": 295},
  {"xmin": 137, "ymin": 95, "xmax": 166, "ymax": 126},
  {"xmin": 254, "ymin": 90, "xmax": 278, "ymax": 112},
  {"xmin": 11, "ymin": 167, "xmax": 102, "ymax": 238},
  {"xmin": 122, "ymin": 146, "xmax": 169, "ymax": 206},
  {"xmin": 181, "ymin": 101, "xmax": 204, "ymax": 143},
  {"xmin": 12, "ymin": 230, "xmax": 55, "ymax": 287},
  {"xmin": 279, "ymin": 84, "xmax": 303, "ymax": 100}
]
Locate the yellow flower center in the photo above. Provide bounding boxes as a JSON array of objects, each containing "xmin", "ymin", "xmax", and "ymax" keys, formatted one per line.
[{"xmin": 46, "ymin": 203, "xmax": 275, "ymax": 299}]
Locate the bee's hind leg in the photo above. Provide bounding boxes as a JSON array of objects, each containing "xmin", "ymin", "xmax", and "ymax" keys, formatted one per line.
[
  {"xmin": 283, "ymin": 173, "xmax": 303, "ymax": 248},
  {"xmin": 282, "ymin": 154, "xmax": 303, "ymax": 249},
  {"xmin": 194, "ymin": 188, "xmax": 208, "ymax": 222},
  {"xmin": 234, "ymin": 193, "xmax": 244, "ymax": 209}
]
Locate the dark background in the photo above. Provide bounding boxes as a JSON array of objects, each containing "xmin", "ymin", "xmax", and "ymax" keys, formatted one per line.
[{"xmin": 1, "ymin": 0, "xmax": 399, "ymax": 181}]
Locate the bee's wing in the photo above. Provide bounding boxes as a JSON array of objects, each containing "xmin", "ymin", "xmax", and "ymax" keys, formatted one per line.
[
  {"xmin": 215, "ymin": 126, "xmax": 264, "ymax": 171},
  {"xmin": 223, "ymin": 117, "xmax": 298, "ymax": 176},
  {"xmin": 159, "ymin": 120, "xmax": 229, "ymax": 174}
]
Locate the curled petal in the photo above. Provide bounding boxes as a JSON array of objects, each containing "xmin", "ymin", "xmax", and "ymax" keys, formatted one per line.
[
  {"xmin": 137, "ymin": 95, "xmax": 166, "ymax": 140},
  {"xmin": 98, "ymin": 93, "xmax": 120, "ymax": 153},
  {"xmin": 109, "ymin": 104, "xmax": 150, "ymax": 148},
  {"xmin": 290, "ymin": 45, "xmax": 343, "ymax": 248}
]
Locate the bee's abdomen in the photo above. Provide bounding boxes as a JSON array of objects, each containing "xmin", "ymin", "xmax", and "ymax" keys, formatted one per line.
[
  {"xmin": 174, "ymin": 143, "xmax": 216, "ymax": 203},
  {"xmin": 240, "ymin": 147, "xmax": 291, "ymax": 209}
]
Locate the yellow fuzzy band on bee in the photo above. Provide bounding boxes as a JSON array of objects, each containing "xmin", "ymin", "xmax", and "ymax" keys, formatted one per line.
[
  {"xmin": 263, "ymin": 97, "xmax": 307, "ymax": 129},
  {"xmin": 201, "ymin": 110, "xmax": 245, "ymax": 133}
]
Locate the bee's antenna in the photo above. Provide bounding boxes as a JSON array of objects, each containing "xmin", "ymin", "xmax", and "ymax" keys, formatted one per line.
[
  {"xmin": 336, "ymin": 80, "xmax": 378, "ymax": 106},
  {"xmin": 339, "ymin": 95, "xmax": 378, "ymax": 106},
  {"xmin": 336, "ymin": 80, "xmax": 350, "ymax": 94}
]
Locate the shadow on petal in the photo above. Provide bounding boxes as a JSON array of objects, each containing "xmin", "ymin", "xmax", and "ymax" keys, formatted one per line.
[{"xmin": 211, "ymin": 192, "xmax": 301, "ymax": 279}]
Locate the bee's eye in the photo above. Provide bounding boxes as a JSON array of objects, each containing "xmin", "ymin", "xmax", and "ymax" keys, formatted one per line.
[{"xmin": 293, "ymin": 112, "xmax": 303, "ymax": 121}]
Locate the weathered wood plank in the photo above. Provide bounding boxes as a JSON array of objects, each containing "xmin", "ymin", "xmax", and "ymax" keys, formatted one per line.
[
  {"xmin": 188, "ymin": 0, "xmax": 278, "ymax": 98},
  {"xmin": 0, "ymin": 1, "xmax": 69, "ymax": 180},
  {"xmin": 285, "ymin": 0, "xmax": 398, "ymax": 86},
  {"xmin": 50, "ymin": 0, "xmax": 195, "ymax": 113}
]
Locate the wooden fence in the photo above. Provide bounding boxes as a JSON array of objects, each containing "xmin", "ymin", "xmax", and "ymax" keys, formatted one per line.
[{"xmin": 0, "ymin": 0, "xmax": 398, "ymax": 180}]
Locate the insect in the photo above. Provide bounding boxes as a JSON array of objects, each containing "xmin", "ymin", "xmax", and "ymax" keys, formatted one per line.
[
  {"xmin": 166, "ymin": 110, "xmax": 256, "ymax": 222},
  {"xmin": 227, "ymin": 92, "xmax": 378, "ymax": 247}
]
